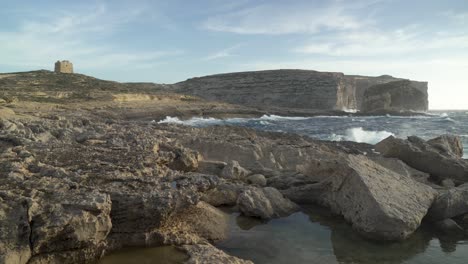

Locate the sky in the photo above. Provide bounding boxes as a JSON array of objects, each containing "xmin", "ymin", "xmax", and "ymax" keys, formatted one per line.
[{"xmin": 0, "ymin": 0, "xmax": 467, "ymax": 109}]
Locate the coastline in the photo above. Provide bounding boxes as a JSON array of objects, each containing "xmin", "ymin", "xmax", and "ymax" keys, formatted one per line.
[{"xmin": 1, "ymin": 71, "xmax": 467, "ymax": 264}]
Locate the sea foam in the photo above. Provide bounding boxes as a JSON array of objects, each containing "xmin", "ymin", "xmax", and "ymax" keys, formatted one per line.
[{"xmin": 331, "ymin": 127, "xmax": 394, "ymax": 145}]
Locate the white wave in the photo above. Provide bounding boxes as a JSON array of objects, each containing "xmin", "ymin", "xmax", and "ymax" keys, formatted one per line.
[
  {"xmin": 342, "ymin": 108, "xmax": 358, "ymax": 113},
  {"xmin": 331, "ymin": 127, "xmax": 394, "ymax": 144},
  {"xmin": 259, "ymin": 120, "xmax": 272, "ymax": 125},
  {"xmin": 259, "ymin": 115, "xmax": 311, "ymax": 121},
  {"xmin": 443, "ymin": 117, "xmax": 456, "ymax": 123},
  {"xmin": 157, "ymin": 116, "xmax": 224, "ymax": 126},
  {"xmin": 440, "ymin": 113, "xmax": 448, "ymax": 117}
]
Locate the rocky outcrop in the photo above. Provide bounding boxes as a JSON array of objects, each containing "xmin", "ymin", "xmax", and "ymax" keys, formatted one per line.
[
  {"xmin": 161, "ymin": 125, "xmax": 439, "ymax": 241},
  {"xmin": 427, "ymin": 184, "xmax": 468, "ymax": 221},
  {"xmin": 237, "ymin": 187, "xmax": 299, "ymax": 219},
  {"xmin": 181, "ymin": 243, "xmax": 253, "ymax": 264},
  {"xmin": 376, "ymin": 135, "xmax": 468, "ymax": 184},
  {"xmin": 361, "ymin": 80, "xmax": 429, "ymax": 113},
  {"xmin": 174, "ymin": 70, "xmax": 428, "ymax": 113},
  {"xmin": 278, "ymin": 155, "xmax": 437, "ymax": 240},
  {"xmin": 220, "ymin": 160, "xmax": 250, "ymax": 180}
]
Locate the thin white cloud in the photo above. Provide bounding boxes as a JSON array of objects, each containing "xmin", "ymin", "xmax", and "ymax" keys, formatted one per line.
[
  {"xmin": 442, "ymin": 10, "xmax": 468, "ymax": 23},
  {"xmin": 203, "ymin": 44, "xmax": 243, "ymax": 61},
  {"xmin": 201, "ymin": 1, "xmax": 369, "ymax": 35},
  {"xmin": 0, "ymin": 2, "xmax": 181, "ymax": 71},
  {"xmin": 294, "ymin": 27, "xmax": 468, "ymax": 57}
]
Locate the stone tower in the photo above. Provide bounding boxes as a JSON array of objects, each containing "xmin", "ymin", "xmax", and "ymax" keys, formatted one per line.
[{"xmin": 54, "ymin": 60, "xmax": 74, "ymax": 73}]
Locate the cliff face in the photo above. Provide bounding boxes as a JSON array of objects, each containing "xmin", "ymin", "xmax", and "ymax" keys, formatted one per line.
[
  {"xmin": 361, "ymin": 80, "xmax": 429, "ymax": 113},
  {"xmin": 174, "ymin": 70, "xmax": 428, "ymax": 113},
  {"xmin": 174, "ymin": 70, "xmax": 346, "ymax": 110}
]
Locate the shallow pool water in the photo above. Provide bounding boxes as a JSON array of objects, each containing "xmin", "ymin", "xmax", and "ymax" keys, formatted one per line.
[
  {"xmin": 217, "ymin": 205, "xmax": 468, "ymax": 264},
  {"xmin": 98, "ymin": 205, "xmax": 468, "ymax": 264},
  {"xmin": 99, "ymin": 246, "xmax": 187, "ymax": 264}
]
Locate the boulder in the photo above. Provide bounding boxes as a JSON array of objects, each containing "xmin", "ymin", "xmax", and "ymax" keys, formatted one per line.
[
  {"xmin": 433, "ymin": 219, "xmax": 465, "ymax": 238},
  {"xmin": 246, "ymin": 174, "xmax": 267, "ymax": 186},
  {"xmin": 454, "ymin": 213, "xmax": 468, "ymax": 229},
  {"xmin": 281, "ymin": 155, "xmax": 437, "ymax": 240},
  {"xmin": 181, "ymin": 243, "xmax": 253, "ymax": 264},
  {"xmin": 159, "ymin": 143, "xmax": 201, "ymax": 172},
  {"xmin": 220, "ymin": 160, "xmax": 250, "ymax": 180},
  {"xmin": 197, "ymin": 160, "xmax": 227, "ymax": 175},
  {"xmin": 427, "ymin": 184, "xmax": 468, "ymax": 221},
  {"xmin": 369, "ymin": 156, "xmax": 431, "ymax": 185},
  {"xmin": 173, "ymin": 202, "xmax": 230, "ymax": 242},
  {"xmin": 376, "ymin": 136, "xmax": 468, "ymax": 184},
  {"xmin": 427, "ymin": 135, "xmax": 464, "ymax": 158},
  {"xmin": 237, "ymin": 187, "xmax": 299, "ymax": 220},
  {"xmin": 28, "ymin": 189, "xmax": 112, "ymax": 262},
  {"xmin": 202, "ymin": 183, "xmax": 243, "ymax": 207}
]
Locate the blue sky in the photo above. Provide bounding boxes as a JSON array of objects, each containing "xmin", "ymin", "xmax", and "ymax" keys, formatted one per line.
[{"xmin": 0, "ymin": 0, "xmax": 467, "ymax": 109}]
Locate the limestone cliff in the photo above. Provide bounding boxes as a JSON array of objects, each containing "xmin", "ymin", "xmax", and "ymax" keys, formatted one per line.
[
  {"xmin": 174, "ymin": 70, "xmax": 428, "ymax": 113},
  {"xmin": 361, "ymin": 80, "xmax": 429, "ymax": 113}
]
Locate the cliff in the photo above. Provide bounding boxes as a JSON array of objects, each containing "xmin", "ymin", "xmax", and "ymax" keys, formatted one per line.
[
  {"xmin": 361, "ymin": 80, "xmax": 429, "ymax": 113},
  {"xmin": 0, "ymin": 69, "xmax": 429, "ymax": 119},
  {"xmin": 174, "ymin": 70, "xmax": 429, "ymax": 113}
]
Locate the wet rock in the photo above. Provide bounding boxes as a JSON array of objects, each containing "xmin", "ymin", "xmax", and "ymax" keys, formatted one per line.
[
  {"xmin": 237, "ymin": 187, "xmax": 299, "ymax": 220},
  {"xmin": 454, "ymin": 213, "xmax": 468, "ymax": 230},
  {"xmin": 281, "ymin": 155, "xmax": 437, "ymax": 240},
  {"xmin": 433, "ymin": 219, "xmax": 465, "ymax": 238},
  {"xmin": 220, "ymin": 160, "xmax": 250, "ymax": 180},
  {"xmin": 427, "ymin": 184, "xmax": 468, "ymax": 221},
  {"xmin": 441, "ymin": 179, "xmax": 455, "ymax": 188},
  {"xmin": 181, "ymin": 243, "xmax": 253, "ymax": 264},
  {"xmin": 246, "ymin": 174, "xmax": 267, "ymax": 186},
  {"xmin": 375, "ymin": 135, "xmax": 468, "ymax": 184}
]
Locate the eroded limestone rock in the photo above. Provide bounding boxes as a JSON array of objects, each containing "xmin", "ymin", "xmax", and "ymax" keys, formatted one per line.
[
  {"xmin": 181, "ymin": 243, "xmax": 253, "ymax": 264},
  {"xmin": 237, "ymin": 187, "xmax": 299, "ymax": 220},
  {"xmin": 376, "ymin": 135, "xmax": 468, "ymax": 184},
  {"xmin": 280, "ymin": 155, "xmax": 437, "ymax": 240}
]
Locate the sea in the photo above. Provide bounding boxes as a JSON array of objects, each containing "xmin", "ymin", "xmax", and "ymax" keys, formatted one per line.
[
  {"xmin": 158, "ymin": 110, "xmax": 468, "ymax": 158},
  {"xmin": 102, "ymin": 111, "xmax": 468, "ymax": 264}
]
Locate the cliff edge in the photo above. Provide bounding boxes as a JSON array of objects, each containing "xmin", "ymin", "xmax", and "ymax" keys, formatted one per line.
[{"xmin": 174, "ymin": 69, "xmax": 428, "ymax": 113}]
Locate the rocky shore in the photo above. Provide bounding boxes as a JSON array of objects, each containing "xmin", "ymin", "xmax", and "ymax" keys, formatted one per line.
[{"xmin": 1, "ymin": 70, "xmax": 467, "ymax": 264}]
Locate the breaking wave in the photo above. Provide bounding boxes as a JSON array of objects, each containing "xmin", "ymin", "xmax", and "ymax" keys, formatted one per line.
[
  {"xmin": 330, "ymin": 127, "xmax": 394, "ymax": 144},
  {"xmin": 157, "ymin": 116, "xmax": 224, "ymax": 126},
  {"xmin": 156, "ymin": 115, "xmax": 312, "ymax": 126},
  {"xmin": 259, "ymin": 115, "xmax": 311, "ymax": 121},
  {"xmin": 156, "ymin": 112, "xmax": 466, "ymax": 153}
]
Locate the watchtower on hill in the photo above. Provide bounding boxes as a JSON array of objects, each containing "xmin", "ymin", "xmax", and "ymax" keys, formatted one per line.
[{"xmin": 54, "ymin": 60, "xmax": 74, "ymax": 73}]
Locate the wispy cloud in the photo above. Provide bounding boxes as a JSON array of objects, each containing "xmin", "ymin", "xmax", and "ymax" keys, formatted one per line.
[
  {"xmin": 203, "ymin": 44, "xmax": 244, "ymax": 61},
  {"xmin": 0, "ymin": 2, "xmax": 181, "ymax": 71},
  {"xmin": 442, "ymin": 10, "xmax": 468, "ymax": 23},
  {"xmin": 201, "ymin": 1, "xmax": 374, "ymax": 35},
  {"xmin": 293, "ymin": 26, "xmax": 468, "ymax": 57}
]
